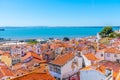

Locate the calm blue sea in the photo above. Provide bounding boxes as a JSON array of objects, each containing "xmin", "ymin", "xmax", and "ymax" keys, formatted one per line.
[{"xmin": 0, "ymin": 27, "xmax": 119, "ymax": 40}]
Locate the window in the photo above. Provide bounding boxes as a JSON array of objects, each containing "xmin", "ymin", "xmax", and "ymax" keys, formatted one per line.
[
  {"xmin": 37, "ymin": 49, "xmax": 39, "ymax": 53},
  {"xmin": 12, "ymin": 59, "xmax": 16, "ymax": 62},
  {"xmin": 21, "ymin": 51, "xmax": 23, "ymax": 54},
  {"xmin": 114, "ymin": 54, "xmax": 117, "ymax": 58},
  {"xmin": 54, "ymin": 66, "xmax": 57, "ymax": 72},
  {"xmin": 101, "ymin": 54, "xmax": 103, "ymax": 57},
  {"xmin": 73, "ymin": 59, "xmax": 77, "ymax": 64},
  {"xmin": 50, "ymin": 66, "xmax": 52, "ymax": 71},
  {"xmin": 17, "ymin": 59, "xmax": 20, "ymax": 62},
  {"xmin": 107, "ymin": 54, "xmax": 110, "ymax": 57},
  {"xmin": 53, "ymin": 66, "xmax": 61, "ymax": 74},
  {"xmin": 17, "ymin": 74, "xmax": 19, "ymax": 76},
  {"xmin": 116, "ymin": 59, "xmax": 120, "ymax": 63},
  {"xmin": 57, "ymin": 78, "xmax": 60, "ymax": 80},
  {"xmin": 56, "ymin": 67, "xmax": 61, "ymax": 74}
]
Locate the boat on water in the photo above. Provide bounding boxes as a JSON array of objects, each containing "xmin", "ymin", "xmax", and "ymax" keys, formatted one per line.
[{"xmin": 0, "ymin": 29, "xmax": 5, "ymax": 31}]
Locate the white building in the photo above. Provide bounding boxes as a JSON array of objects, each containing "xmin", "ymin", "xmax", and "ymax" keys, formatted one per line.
[
  {"xmin": 82, "ymin": 53, "xmax": 99, "ymax": 66},
  {"xmin": 80, "ymin": 64, "xmax": 113, "ymax": 80},
  {"xmin": 48, "ymin": 52, "xmax": 83, "ymax": 80},
  {"xmin": 104, "ymin": 47, "xmax": 120, "ymax": 63},
  {"xmin": 95, "ymin": 49, "xmax": 105, "ymax": 60}
]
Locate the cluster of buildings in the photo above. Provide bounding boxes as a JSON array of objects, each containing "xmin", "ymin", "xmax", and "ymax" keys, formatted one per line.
[{"xmin": 0, "ymin": 35, "xmax": 120, "ymax": 80}]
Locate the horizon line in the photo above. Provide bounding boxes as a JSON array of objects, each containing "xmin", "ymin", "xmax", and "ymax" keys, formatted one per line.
[{"xmin": 0, "ymin": 25, "xmax": 120, "ymax": 27}]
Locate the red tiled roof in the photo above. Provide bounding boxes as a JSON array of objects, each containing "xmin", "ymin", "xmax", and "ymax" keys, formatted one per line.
[
  {"xmin": 2, "ymin": 52, "xmax": 11, "ymax": 57},
  {"xmin": 105, "ymin": 47, "xmax": 120, "ymax": 54},
  {"xmin": 11, "ymin": 72, "xmax": 55, "ymax": 80},
  {"xmin": 50, "ymin": 53, "xmax": 75, "ymax": 66},
  {"xmin": 0, "ymin": 65, "xmax": 14, "ymax": 78},
  {"xmin": 11, "ymin": 63, "xmax": 55, "ymax": 80},
  {"xmin": 81, "ymin": 61, "xmax": 120, "ymax": 80},
  {"xmin": 22, "ymin": 51, "xmax": 41, "ymax": 61},
  {"xmin": 99, "ymin": 61, "xmax": 120, "ymax": 80},
  {"xmin": 84, "ymin": 53, "xmax": 99, "ymax": 61}
]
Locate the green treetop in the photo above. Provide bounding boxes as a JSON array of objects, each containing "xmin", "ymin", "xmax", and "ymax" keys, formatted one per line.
[{"xmin": 99, "ymin": 26, "xmax": 113, "ymax": 38}]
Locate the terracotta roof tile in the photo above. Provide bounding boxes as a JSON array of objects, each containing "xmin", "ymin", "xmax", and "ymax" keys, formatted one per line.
[
  {"xmin": 84, "ymin": 53, "xmax": 99, "ymax": 61},
  {"xmin": 11, "ymin": 72, "xmax": 55, "ymax": 80},
  {"xmin": 2, "ymin": 52, "xmax": 11, "ymax": 57},
  {"xmin": 99, "ymin": 61, "xmax": 120, "ymax": 80},
  {"xmin": 11, "ymin": 63, "xmax": 55, "ymax": 80},
  {"xmin": 0, "ymin": 65, "xmax": 14, "ymax": 78},
  {"xmin": 50, "ymin": 53, "xmax": 75, "ymax": 66},
  {"xmin": 105, "ymin": 47, "xmax": 120, "ymax": 54},
  {"xmin": 22, "ymin": 51, "xmax": 41, "ymax": 61}
]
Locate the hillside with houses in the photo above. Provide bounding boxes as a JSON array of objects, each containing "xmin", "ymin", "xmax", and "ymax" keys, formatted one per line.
[{"xmin": 0, "ymin": 27, "xmax": 120, "ymax": 80}]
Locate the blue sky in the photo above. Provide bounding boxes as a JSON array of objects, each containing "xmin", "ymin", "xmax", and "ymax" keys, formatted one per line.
[{"xmin": 0, "ymin": 0, "xmax": 120, "ymax": 26}]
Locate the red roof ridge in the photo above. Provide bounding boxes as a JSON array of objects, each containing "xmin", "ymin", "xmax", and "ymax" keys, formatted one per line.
[{"xmin": 50, "ymin": 53, "xmax": 75, "ymax": 66}]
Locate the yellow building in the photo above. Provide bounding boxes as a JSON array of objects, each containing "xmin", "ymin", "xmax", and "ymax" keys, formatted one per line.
[
  {"xmin": 1, "ymin": 52, "xmax": 21, "ymax": 67},
  {"xmin": 1, "ymin": 52, "xmax": 12, "ymax": 66}
]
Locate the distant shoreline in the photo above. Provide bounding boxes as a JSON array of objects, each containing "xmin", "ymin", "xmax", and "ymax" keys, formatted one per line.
[
  {"xmin": 0, "ymin": 27, "xmax": 118, "ymax": 40},
  {"xmin": 0, "ymin": 26, "xmax": 119, "ymax": 28}
]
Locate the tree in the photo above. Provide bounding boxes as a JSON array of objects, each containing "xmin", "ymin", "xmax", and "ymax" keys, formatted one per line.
[
  {"xmin": 63, "ymin": 37, "xmax": 70, "ymax": 41},
  {"xmin": 109, "ymin": 32, "xmax": 117, "ymax": 38},
  {"xmin": 99, "ymin": 26, "xmax": 113, "ymax": 38},
  {"xmin": 27, "ymin": 40, "xmax": 39, "ymax": 45},
  {"xmin": 116, "ymin": 33, "xmax": 120, "ymax": 38}
]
